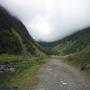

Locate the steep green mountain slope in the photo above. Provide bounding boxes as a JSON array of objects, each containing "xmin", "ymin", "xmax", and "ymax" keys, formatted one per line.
[
  {"xmin": 53, "ymin": 28, "xmax": 90, "ymax": 70},
  {"xmin": 0, "ymin": 7, "xmax": 46, "ymax": 88},
  {"xmin": 53, "ymin": 28, "xmax": 90, "ymax": 55},
  {"xmin": 38, "ymin": 28, "xmax": 90, "ymax": 70},
  {"xmin": 0, "ymin": 6, "xmax": 44, "ymax": 56},
  {"xmin": 39, "ymin": 28, "xmax": 90, "ymax": 55}
]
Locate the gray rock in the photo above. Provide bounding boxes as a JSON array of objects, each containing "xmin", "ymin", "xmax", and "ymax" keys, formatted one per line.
[{"xmin": 9, "ymin": 67, "xmax": 16, "ymax": 72}]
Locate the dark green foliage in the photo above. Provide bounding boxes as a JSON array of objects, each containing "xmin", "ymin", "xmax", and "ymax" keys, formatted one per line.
[
  {"xmin": 0, "ymin": 29, "xmax": 22, "ymax": 54},
  {"xmin": 38, "ymin": 42, "xmax": 57, "ymax": 55},
  {"xmin": 0, "ymin": 7, "xmax": 43, "ymax": 55},
  {"xmin": 53, "ymin": 28, "xmax": 90, "ymax": 54},
  {"xmin": 0, "ymin": 55, "xmax": 46, "ymax": 87},
  {"xmin": 0, "ymin": 7, "xmax": 46, "ymax": 87},
  {"xmin": 66, "ymin": 46, "xmax": 90, "ymax": 70},
  {"xmin": 39, "ymin": 28, "xmax": 90, "ymax": 55},
  {"xmin": 52, "ymin": 28, "xmax": 90, "ymax": 70}
]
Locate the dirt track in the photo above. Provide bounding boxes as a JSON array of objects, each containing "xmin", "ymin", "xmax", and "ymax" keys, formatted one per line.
[{"xmin": 33, "ymin": 59, "xmax": 90, "ymax": 90}]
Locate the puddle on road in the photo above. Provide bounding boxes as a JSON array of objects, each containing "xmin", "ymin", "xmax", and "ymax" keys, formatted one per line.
[
  {"xmin": 60, "ymin": 81, "xmax": 68, "ymax": 85},
  {"xmin": 39, "ymin": 88, "xmax": 45, "ymax": 90}
]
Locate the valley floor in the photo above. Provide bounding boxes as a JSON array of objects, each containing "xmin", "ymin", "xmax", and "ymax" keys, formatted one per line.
[{"xmin": 32, "ymin": 59, "xmax": 90, "ymax": 90}]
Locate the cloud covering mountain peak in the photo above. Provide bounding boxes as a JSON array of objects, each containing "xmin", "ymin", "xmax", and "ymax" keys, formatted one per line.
[{"xmin": 0, "ymin": 0, "xmax": 89, "ymax": 42}]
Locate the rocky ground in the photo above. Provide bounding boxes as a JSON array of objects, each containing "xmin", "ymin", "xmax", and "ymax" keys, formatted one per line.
[{"xmin": 33, "ymin": 59, "xmax": 90, "ymax": 90}]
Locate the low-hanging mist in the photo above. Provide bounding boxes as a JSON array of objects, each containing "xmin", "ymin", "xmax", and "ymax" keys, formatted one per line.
[{"xmin": 0, "ymin": 0, "xmax": 89, "ymax": 42}]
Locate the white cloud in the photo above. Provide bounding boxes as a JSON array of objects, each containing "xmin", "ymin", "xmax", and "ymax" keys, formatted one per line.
[{"xmin": 0, "ymin": 0, "xmax": 89, "ymax": 42}]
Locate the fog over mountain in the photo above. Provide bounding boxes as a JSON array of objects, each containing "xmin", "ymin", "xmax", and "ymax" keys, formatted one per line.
[{"xmin": 0, "ymin": 0, "xmax": 89, "ymax": 42}]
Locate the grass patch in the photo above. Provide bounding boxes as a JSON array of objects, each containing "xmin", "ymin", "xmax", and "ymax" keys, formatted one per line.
[
  {"xmin": 51, "ymin": 48, "xmax": 90, "ymax": 74},
  {"xmin": 0, "ymin": 54, "xmax": 49, "ymax": 89},
  {"xmin": 8, "ymin": 65, "xmax": 40, "ymax": 90}
]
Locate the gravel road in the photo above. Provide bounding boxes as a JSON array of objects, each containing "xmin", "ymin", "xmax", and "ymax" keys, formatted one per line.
[{"xmin": 33, "ymin": 59, "xmax": 90, "ymax": 90}]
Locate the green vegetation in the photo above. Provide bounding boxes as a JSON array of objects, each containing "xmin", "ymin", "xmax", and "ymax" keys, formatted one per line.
[
  {"xmin": 66, "ymin": 47, "xmax": 90, "ymax": 70},
  {"xmin": 53, "ymin": 28, "xmax": 90, "ymax": 55},
  {"xmin": 38, "ymin": 28, "xmax": 90, "ymax": 72},
  {"xmin": 0, "ymin": 7, "xmax": 45, "ymax": 56},
  {"xmin": 0, "ymin": 28, "xmax": 22, "ymax": 54},
  {"xmin": 0, "ymin": 7, "xmax": 47, "ymax": 89},
  {"xmin": 0, "ymin": 54, "xmax": 48, "ymax": 89},
  {"xmin": 52, "ymin": 28, "xmax": 90, "ymax": 71},
  {"xmin": 0, "ymin": 6, "xmax": 90, "ymax": 89}
]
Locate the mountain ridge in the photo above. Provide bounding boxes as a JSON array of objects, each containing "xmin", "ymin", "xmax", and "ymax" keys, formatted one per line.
[{"xmin": 0, "ymin": 6, "xmax": 44, "ymax": 55}]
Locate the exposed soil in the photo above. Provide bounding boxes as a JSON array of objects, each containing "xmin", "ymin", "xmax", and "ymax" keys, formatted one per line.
[{"xmin": 33, "ymin": 59, "xmax": 90, "ymax": 90}]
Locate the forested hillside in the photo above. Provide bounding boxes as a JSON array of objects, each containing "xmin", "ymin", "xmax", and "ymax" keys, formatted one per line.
[
  {"xmin": 53, "ymin": 28, "xmax": 90, "ymax": 70},
  {"xmin": 0, "ymin": 7, "xmax": 46, "ymax": 88},
  {"xmin": 53, "ymin": 28, "xmax": 90, "ymax": 55},
  {"xmin": 0, "ymin": 6, "xmax": 43, "ymax": 56},
  {"xmin": 39, "ymin": 28, "xmax": 90, "ymax": 70}
]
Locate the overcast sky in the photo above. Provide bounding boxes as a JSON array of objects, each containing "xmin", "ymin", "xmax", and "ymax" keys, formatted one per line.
[{"xmin": 0, "ymin": 0, "xmax": 90, "ymax": 42}]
